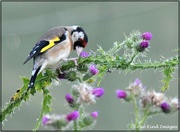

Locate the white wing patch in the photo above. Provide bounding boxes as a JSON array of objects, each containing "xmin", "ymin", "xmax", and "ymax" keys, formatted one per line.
[
  {"xmin": 31, "ymin": 69, "xmax": 36, "ymax": 76},
  {"xmin": 33, "ymin": 51, "xmax": 36, "ymax": 54}
]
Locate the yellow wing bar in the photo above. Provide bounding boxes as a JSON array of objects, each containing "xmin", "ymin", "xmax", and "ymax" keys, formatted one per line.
[{"xmin": 40, "ymin": 37, "xmax": 60, "ymax": 53}]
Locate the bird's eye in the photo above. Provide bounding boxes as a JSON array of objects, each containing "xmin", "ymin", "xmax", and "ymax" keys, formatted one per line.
[
  {"xmin": 79, "ymin": 34, "xmax": 83, "ymax": 38},
  {"xmin": 78, "ymin": 32, "xmax": 84, "ymax": 39}
]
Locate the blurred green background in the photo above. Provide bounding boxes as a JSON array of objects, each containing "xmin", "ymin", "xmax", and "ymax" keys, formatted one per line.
[{"xmin": 2, "ymin": 2, "xmax": 178, "ymax": 130}]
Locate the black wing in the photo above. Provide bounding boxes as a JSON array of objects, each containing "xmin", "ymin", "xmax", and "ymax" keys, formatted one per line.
[
  {"xmin": 23, "ymin": 33, "xmax": 67, "ymax": 64},
  {"xmin": 23, "ymin": 40, "xmax": 49, "ymax": 64}
]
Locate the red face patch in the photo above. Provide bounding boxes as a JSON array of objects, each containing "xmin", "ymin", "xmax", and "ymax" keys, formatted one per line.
[{"xmin": 80, "ymin": 38, "xmax": 87, "ymax": 48}]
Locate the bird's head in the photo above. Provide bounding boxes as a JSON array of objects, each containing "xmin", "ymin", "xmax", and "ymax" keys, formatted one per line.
[{"xmin": 70, "ymin": 26, "xmax": 88, "ymax": 55}]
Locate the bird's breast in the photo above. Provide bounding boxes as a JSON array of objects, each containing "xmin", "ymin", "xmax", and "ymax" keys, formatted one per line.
[{"xmin": 45, "ymin": 39, "xmax": 72, "ymax": 67}]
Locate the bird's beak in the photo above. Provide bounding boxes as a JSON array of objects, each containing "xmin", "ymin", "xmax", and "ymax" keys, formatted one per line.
[
  {"xmin": 76, "ymin": 46, "xmax": 83, "ymax": 56},
  {"xmin": 80, "ymin": 38, "xmax": 87, "ymax": 47}
]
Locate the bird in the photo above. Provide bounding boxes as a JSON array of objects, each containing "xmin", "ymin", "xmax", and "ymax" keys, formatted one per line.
[{"xmin": 23, "ymin": 25, "xmax": 88, "ymax": 91}]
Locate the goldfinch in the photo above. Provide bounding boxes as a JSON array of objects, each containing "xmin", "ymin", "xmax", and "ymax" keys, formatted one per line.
[{"xmin": 23, "ymin": 25, "xmax": 88, "ymax": 90}]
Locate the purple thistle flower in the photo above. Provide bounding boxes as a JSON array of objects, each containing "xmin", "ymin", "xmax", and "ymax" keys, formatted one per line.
[
  {"xmin": 140, "ymin": 41, "xmax": 149, "ymax": 49},
  {"xmin": 65, "ymin": 93, "xmax": 74, "ymax": 104},
  {"xmin": 89, "ymin": 64, "xmax": 99, "ymax": 75},
  {"xmin": 161, "ymin": 102, "xmax": 171, "ymax": 113},
  {"xmin": 42, "ymin": 115, "xmax": 50, "ymax": 125},
  {"xmin": 116, "ymin": 89, "xmax": 127, "ymax": 99},
  {"xmin": 80, "ymin": 51, "xmax": 89, "ymax": 58},
  {"xmin": 91, "ymin": 111, "xmax": 99, "ymax": 119},
  {"xmin": 92, "ymin": 88, "xmax": 104, "ymax": 97},
  {"xmin": 136, "ymin": 40, "xmax": 150, "ymax": 52},
  {"xmin": 66, "ymin": 111, "xmax": 79, "ymax": 121},
  {"xmin": 134, "ymin": 78, "xmax": 141, "ymax": 86},
  {"xmin": 142, "ymin": 32, "xmax": 153, "ymax": 40}
]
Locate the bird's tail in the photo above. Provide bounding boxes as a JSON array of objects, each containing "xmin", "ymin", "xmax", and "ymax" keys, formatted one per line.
[{"xmin": 27, "ymin": 66, "xmax": 41, "ymax": 91}]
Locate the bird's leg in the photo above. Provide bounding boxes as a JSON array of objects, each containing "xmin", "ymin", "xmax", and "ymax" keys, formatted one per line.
[
  {"xmin": 62, "ymin": 58, "xmax": 78, "ymax": 66},
  {"xmin": 56, "ymin": 67, "xmax": 63, "ymax": 74},
  {"xmin": 57, "ymin": 58, "xmax": 78, "ymax": 75}
]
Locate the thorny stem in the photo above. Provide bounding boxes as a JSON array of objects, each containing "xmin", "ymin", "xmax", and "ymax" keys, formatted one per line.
[
  {"xmin": 61, "ymin": 55, "xmax": 178, "ymax": 73},
  {"xmin": 33, "ymin": 88, "xmax": 46, "ymax": 131},
  {"xmin": 75, "ymin": 105, "xmax": 85, "ymax": 131},
  {"xmin": 0, "ymin": 77, "xmax": 29, "ymax": 122},
  {"xmin": 132, "ymin": 99, "xmax": 150, "ymax": 132},
  {"xmin": 132, "ymin": 95, "xmax": 140, "ymax": 132},
  {"xmin": 107, "ymin": 41, "xmax": 124, "ymax": 55},
  {"xmin": 1, "ymin": 95, "xmax": 23, "ymax": 122},
  {"xmin": 74, "ymin": 120, "xmax": 79, "ymax": 132},
  {"xmin": 79, "ymin": 105, "xmax": 85, "ymax": 120},
  {"xmin": 130, "ymin": 57, "xmax": 178, "ymax": 70},
  {"xmin": 73, "ymin": 105, "xmax": 83, "ymax": 132},
  {"xmin": 127, "ymin": 51, "xmax": 138, "ymax": 65},
  {"xmin": 139, "ymin": 109, "xmax": 149, "ymax": 127}
]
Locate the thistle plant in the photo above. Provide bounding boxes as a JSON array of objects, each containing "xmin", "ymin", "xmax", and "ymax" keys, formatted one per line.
[
  {"xmin": 116, "ymin": 79, "xmax": 179, "ymax": 132},
  {"xmin": 1, "ymin": 30, "xmax": 178, "ymax": 131}
]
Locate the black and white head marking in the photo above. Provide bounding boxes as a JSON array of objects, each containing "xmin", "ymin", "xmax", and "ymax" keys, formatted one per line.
[{"xmin": 71, "ymin": 25, "xmax": 88, "ymax": 50}]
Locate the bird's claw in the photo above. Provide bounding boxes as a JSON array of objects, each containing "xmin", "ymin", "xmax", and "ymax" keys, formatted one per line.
[
  {"xmin": 62, "ymin": 57, "xmax": 78, "ymax": 66},
  {"xmin": 72, "ymin": 58, "xmax": 78, "ymax": 66},
  {"xmin": 56, "ymin": 67, "xmax": 63, "ymax": 74}
]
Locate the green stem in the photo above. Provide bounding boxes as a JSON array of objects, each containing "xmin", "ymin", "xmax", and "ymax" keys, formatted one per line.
[
  {"xmin": 132, "ymin": 95, "xmax": 140, "ymax": 132},
  {"xmin": 79, "ymin": 105, "xmax": 84, "ymax": 119},
  {"xmin": 62, "ymin": 54, "xmax": 178, "ymax": 72},
  {"xmin": 33, "ymin": 88, "xmax": 46, "ymax": 131},
  {"xmin": 139, "ymin": 111, "xmax": 149, "ymax": 127},
  {"xmin": 107, "ymin": 41, "xmax": 124, "ymax": 55},
  {"xmin": 127, "ymin": 51, "xmax": 138, "ymax": 65},
  {"xmin": 74, "ymin": 120, "xmax": 80, "ymax": 132},
  {"xmin": 97, "ymin": 71, "xmax": 106, "ymax": 86},
  {"xmin": 0, "ymin": 77, "xmax": 29, "ymax": 122},
  {"xmin": 74, "ymin": 105, "xmax": 84, "ymax": 131},
  {"xmin": 1, "ymin": 97, "xmax": 23, "ymax": 122},
  {"xmin": 1, "ymin": 71, "xmax": 55, "ymax": 123},
  {"xmin": 129, "ymin": 57, "xmax": 178, "ymax": 70}
]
